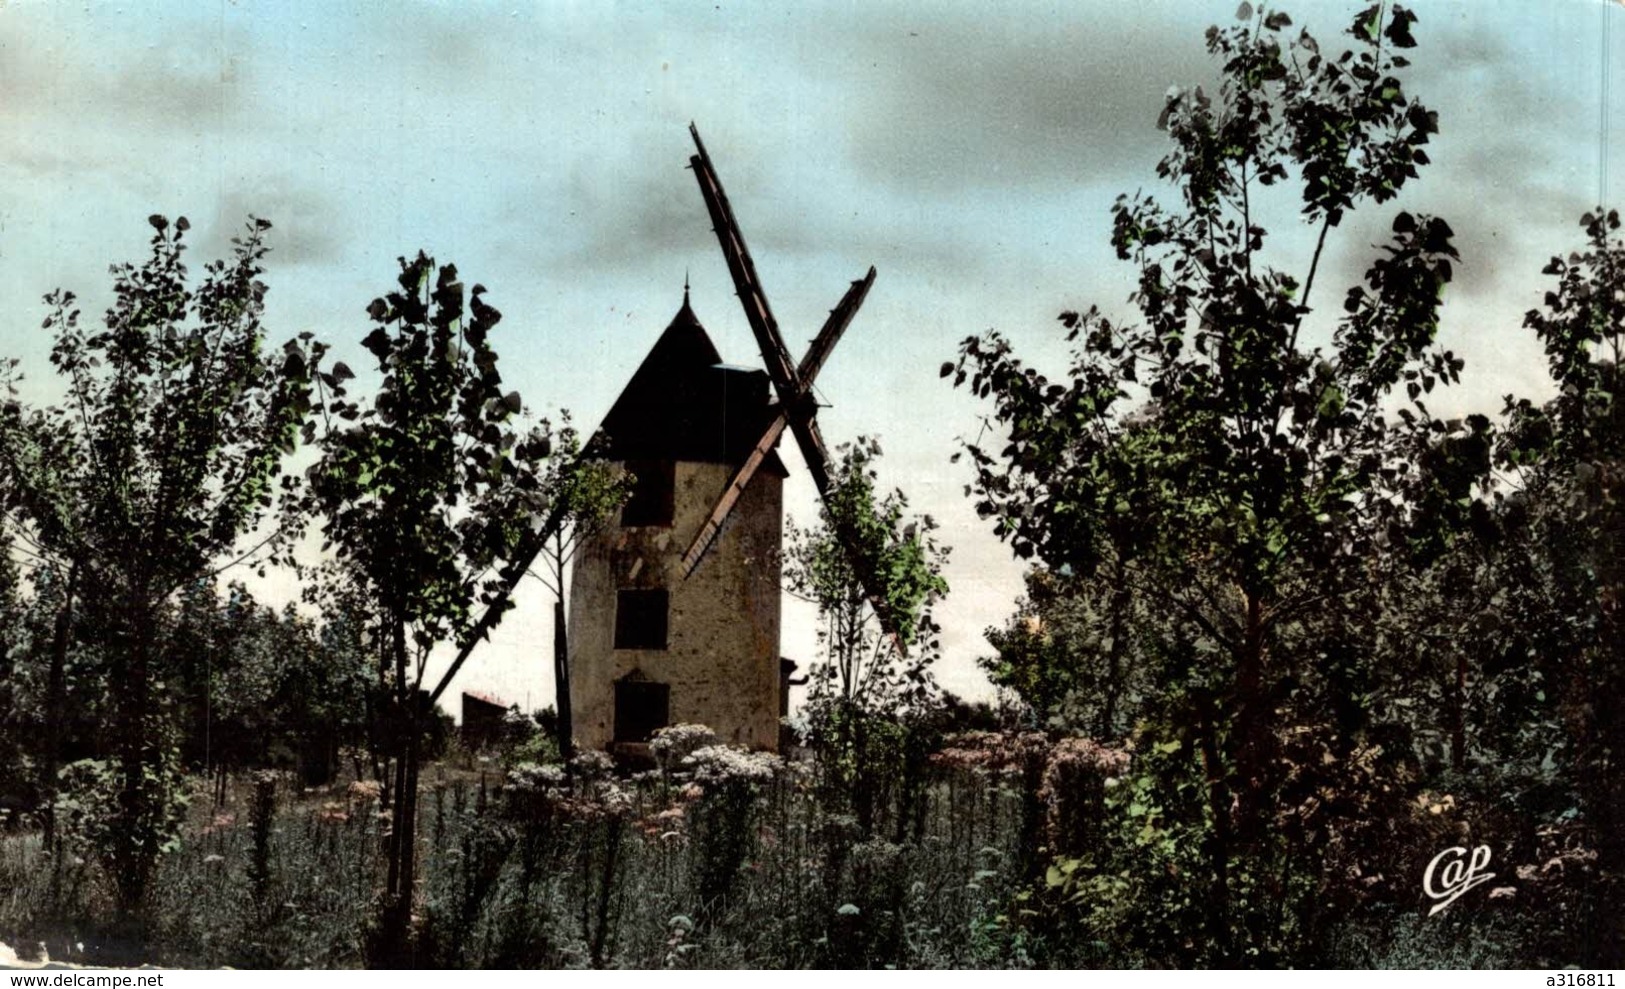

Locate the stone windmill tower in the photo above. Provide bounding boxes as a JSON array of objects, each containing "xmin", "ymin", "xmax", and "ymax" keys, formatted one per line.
[
  {"xmin": 565, "ymin": 291, "xmax": 789, "ymax": 751},
  {"xmin": 565, "ymin": 126, "xmax": 903, "ymax": 754}
]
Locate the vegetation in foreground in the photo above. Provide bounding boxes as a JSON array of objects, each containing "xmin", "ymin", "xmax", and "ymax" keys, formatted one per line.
[{"xmin": 0, "ymin": 723, "xmax": 1581, "ymax": 969}]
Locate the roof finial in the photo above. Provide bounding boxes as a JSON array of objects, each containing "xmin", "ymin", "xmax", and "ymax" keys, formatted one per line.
[{"xmin": 683, "ymin": 268, "xmax": 690, "ymax": 306}]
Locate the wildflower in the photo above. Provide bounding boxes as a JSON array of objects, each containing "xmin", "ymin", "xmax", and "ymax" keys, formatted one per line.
[
  {"xmin": 571, "ymin": 749, "xmax": 615, "ymax": 778},
  {"xmin": 594, "ymin": 780, "xmax": 635, "ymax": 817},
  {"xmin": 681, "ymin": 745, "xmax": 780, "ymax": 784},
  {"xmin": 640, "ymin": 803, "xmax": 686, "ymax": 836},
  {"xmin": 650, "ymin": 723, "xmax": 719, "ymax": 771},
  {"xmin": 507, "ymin": 762, "xmax": 567, "ymax": 792}
]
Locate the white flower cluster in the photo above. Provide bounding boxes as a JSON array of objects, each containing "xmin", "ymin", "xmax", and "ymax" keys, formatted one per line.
[
  {"xmin": 649, "ymin": 723, "xmax": 719, "ymax": 771},
  {"xmin": 681, "ymin": 745, "xmax": 782, "ymax": 784},
  {"xmin": 571, "ymin": 749, "xmax": 615, "ymax": 778},
  {"xmin": 504, "ymin": 760, "xmax": 634, "ymax": 819},
  {"xmin": 507, "ymin": 761, "xmax": 567, "ymax": 793},
  {"xmin": 593, "ymin": 780, "xmax": 635, "ymax": 816}
]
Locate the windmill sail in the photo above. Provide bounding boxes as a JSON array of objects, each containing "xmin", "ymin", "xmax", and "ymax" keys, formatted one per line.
[
  {"xmin": 686, "ymin": 124, "xmax": 908, "ymax": 651},
  {"xmin": 680, "ymin": 269, "xmax": 874, "ymax": 576},
  {"xmin": 428, "ymin": 496, "xmax": 569, "ymax": 705}
]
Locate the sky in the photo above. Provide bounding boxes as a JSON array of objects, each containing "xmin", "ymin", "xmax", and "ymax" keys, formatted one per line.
[{"xmin": 2, "ymin": 0, "xmax": 1622, "ymax": 716}]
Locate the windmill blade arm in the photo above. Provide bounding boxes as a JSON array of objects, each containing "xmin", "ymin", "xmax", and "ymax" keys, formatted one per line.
[
  {"xmin": 784, "ymin": 409, "xmax": 833, "ymax": 495},
  {"xmin": 428, "ymin": 497, "xmax": 569, "ymax": 705},
  {"xmin": 796, "ymin": 267, "xmax": 875, "ymax": 387},
  {"xmin": 688, "ymin": 124, "xmax": 803, "ymax": 407},
  {"xmin": 680, "ymin": 414, "xmax": 789, "ymax": 577},
  {"xmin": 687, "ymin": 127, "xmax": 902, "ymax": 649},
  {"xmin": 779, "ymin": 411, "xmax": 910, "ymax": 653},
  {"xmin": 682, "ymin": 270, "xmax": 873, "ymax": 578}
]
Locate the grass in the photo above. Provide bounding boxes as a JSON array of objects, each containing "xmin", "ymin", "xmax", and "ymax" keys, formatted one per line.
[
  {"xmin": 0, "ymin": 744, "xmax": 1591, "ymax": 969},
  {"xmin": 0, "ymin": 757, "xmax": 1034, "ymax": 969}
]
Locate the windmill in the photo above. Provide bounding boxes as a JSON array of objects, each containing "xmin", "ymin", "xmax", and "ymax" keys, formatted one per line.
[
  {"xmin": 427, "ymin": 126, "xmax": 903, "ymax": 752},
  {"xmin": 680, "ymin": 124, "xmax": 906, "ymax": 651}
]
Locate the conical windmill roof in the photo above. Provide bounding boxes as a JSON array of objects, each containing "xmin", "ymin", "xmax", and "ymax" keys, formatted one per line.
[{"xmin": 588, "ymin": 294, "xmax": 788, "ymax": 475}]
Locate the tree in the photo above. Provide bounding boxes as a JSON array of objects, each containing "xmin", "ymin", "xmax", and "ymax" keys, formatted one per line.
[
  {"xmin": 164, "ymin": 579, "xmax": 372, "ymax": 788},
  {"xmin": 521, "ymin": 417, "xmax": 627, "ymax": 760},
  {"xmin": 1499, "ymin": 209, "xmax": 1625, "ymax": 963},
  {"xmin": 0, "ymin": 519, "xmax": 32, "ymax": 808},
  {"xmin": 0, "ymin": 215, "xmax": 319, "ymax": 908},
  {"xmin": 786, "ymin": 438, "xmax": 948, "ymax": 834},
  {"xmin": 981, "ymin": 565, "xmax": 1153, "ymax": 737},
  {"xmin": 788, "ymin": 438, "xmax": 947, "ymax": 709},
  {"xmin": 304, "ymin": 252, "xmax": 553, "ymax": 957},
  {"xmin": 948, "ymin": 3, "xmax": 1472, "ymax": 961}
]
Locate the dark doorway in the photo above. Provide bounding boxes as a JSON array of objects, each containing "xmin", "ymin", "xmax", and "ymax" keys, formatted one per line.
[{"xmin": 614, "ymin": 679, "xmax": 670, "ymax": 743}]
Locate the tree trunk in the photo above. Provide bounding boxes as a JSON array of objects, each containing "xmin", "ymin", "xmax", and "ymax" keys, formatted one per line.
[
  {"xmin": 41, "ymin": 563, "xmax": 76, "ymax": 855},
  {"xmin": 588, "ymin": 818, "xmax": 625, "ymax": 968},
  {"xmin": 385, "ymin": 742, "xmax": 405, "ymax": 897},
  {"xmin": 381, "ymin": 612, "xmax": 418, "ymax": 963},
  {"xmin": 1451, "ymin": 651, "xmax": 1468, "ymax": 772},
  {"xmin": 1100, "ymin": 570, "xmax": 1130, "ymax": 739},
  {"xmin": 398, "ymin": 712, "xmax": 421, "ymax": 922},
  {"xmin": 1195, "ymin": 697, "xmax": 1234, "ymax": 963},
  {"xmin": 374, "ymin": 636, "xmax": 391, "ymax": 799},
  {"xmin": 113, "ymin": 607, "xmax": 157, "ymax": 912},
  {"xmin": 553, "ymin": 598, "xmax": 573, "ymax": 760},
  {"xmin": 1233, "ymin": 591, "xmax": 1269, "ymax": 843}
]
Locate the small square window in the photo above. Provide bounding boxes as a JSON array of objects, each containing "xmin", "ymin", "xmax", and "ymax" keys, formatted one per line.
[
  {"xmin": 621, "ymin": 460, "xmax": 675, "ymax": 527},
  {"xmin": 614, "ymin": 679, "xmax": 670, "ymax": 743},
  {"xmin": 614, "ymin": 588, "xmax": 669, "ymax": 650}
]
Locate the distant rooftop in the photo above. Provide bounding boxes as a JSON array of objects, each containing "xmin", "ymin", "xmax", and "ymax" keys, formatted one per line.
[{"xmin": 462, "ymin": 690, "xmax": 509, "ymax": 710}]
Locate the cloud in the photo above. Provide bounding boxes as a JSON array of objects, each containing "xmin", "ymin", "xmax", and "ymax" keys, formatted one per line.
[
  {"xmin": 549, "ymin": 147, "xmax": 713, "ymax": 274},
  {"xmin": 0, "ymin": 9, "xmax": 250, "ymax": 133},
  {"xmin": 828, "ymin": 6, "xmax": 1217, "ymax": 196},
  {"xmin": 1315, "ymin": 14, "xmax": 1607, "ymax": 308},
  {"xmin": 203, "ymin": 178, "xmax": 347, "ymax": 268},
  {"xmin": 539, "ymin": 124, "xmax": 970, "ymax": 280}
]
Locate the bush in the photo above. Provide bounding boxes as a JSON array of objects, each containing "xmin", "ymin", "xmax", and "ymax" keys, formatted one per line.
[{"xmin": 55, "ymin": 756, "xmax": 189, "ymax": 910}]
